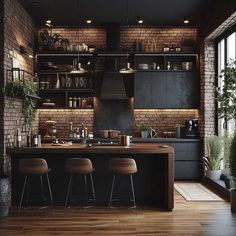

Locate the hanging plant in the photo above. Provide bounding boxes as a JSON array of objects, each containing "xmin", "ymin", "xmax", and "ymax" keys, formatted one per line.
[{"xmin": 4, "ymin": 80, "xmax": 38, "ymax": 127}]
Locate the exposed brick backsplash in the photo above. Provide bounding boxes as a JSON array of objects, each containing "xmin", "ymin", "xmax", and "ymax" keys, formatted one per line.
[
  {"xmin": 120, "ymin": 26, "xmax": 197, "ymax": 52},
  {"xmin": 134, "ymin": 109, "xmax": 200, "ymax": 137},
  {"xmin": 38, "ymin": 109, "xmax": 94, "ymax": 138},
  {"xmin": 38, "ymin": 26, "xmax": 196, "ymax": 52}
]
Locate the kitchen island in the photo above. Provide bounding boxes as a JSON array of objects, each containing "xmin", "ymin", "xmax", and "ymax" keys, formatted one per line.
[{"xmin": 7, "ymin": 143, "xmax": 174, "ymax": 211}]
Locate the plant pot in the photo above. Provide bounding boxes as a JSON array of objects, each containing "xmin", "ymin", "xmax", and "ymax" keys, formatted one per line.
[
  {"xmin": 0, "ymin": 175, "xmax": 9, "ymax": 218},
  {"xmin": 141, "ymin": 131, "xmax": 148, "ymax": 139},
  {"xmin": 230, "ymin": 188, "xmax": 236, "ymax": 213},
  {"xmin": 206, "ymin": 170, "xmax": 222, "ymax": 180}
]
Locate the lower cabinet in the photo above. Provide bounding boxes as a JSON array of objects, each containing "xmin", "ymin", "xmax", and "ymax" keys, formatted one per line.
[
  {"xmin": 165, "ymin": 141, "xmax": 202, "ymax": 180},
  {"xmin": 134, "ymin": 139, "xmax": 202, "ymax": 180}
]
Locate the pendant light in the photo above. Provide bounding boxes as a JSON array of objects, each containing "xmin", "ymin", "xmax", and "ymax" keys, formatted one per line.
[
  {"xmin": 119, "ymin": 0, "xmax": 135, "ymax": 74},
  {"xmin": 70, "ymin": 0, "xmax": 87, "ymax": 74}
]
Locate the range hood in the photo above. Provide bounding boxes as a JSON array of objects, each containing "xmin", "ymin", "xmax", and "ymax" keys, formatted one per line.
[
  {"xmin": 99, "ymin": 72, "xmax": 130, "ymax": 100},
  {"xmin": 97, "ymin": 24, "xmax": 133, "ymax": 100}
]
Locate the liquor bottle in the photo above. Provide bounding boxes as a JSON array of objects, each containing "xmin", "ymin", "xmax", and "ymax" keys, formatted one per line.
[
  {"xmin": 73, "ymin": 97, "xmax": 77, "ymax": 107},
  {"xmin": 16, "ymin": 128, "xmax": 22, "ymax": 148},
  {"xmin": 69, "ymin": 122, "xmax": 74, "ymax": 138},
  {"xmin": 26, "ymin": 133, "xmax": 31, "ymax": 147},
  {"xmin": 32, "ymin": 130, "xmax": 38, "ymax": 147},
  {"xmin": 73, "ymin": 129, "xmax": 77, "ymax": 138},
  {"xmin": 80, "ymin": 123, "xmax": 85, "ymax": 138}
]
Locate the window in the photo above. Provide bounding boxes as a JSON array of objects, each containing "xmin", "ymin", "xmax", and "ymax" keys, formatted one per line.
[{"xmin": 217, "ymin": 31, "xmax": 236, "ymax": 136}]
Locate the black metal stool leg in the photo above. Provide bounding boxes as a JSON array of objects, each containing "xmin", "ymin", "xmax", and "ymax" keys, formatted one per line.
[
  {"xmin": 19, "ymin": 176, "xmax": 28, "ymax": 211},
  {"xmin": 46, "ymin": 173, "xmax": 53, "ymax": 205},
  {"xmin": 40, "ymin": 175, "xmax": 46, "ymax": 207},
  {"xmin": 130, "ymin": 174, "xmax": 136, "ymax": 208},
  {"xmin": 26, "ymin": 176, "xmax": 30, "ymax": 207},
  {"xmin": 84, "ymin": 175, "xmax": 89, "ymax": 206},
  {"xmin": 65, "ymin": 175, "xmax": 72, "ymax": 208},
  {"xmin": 109, "ymin": 174, "xmax": 116, "ymax": 208},
  {"xmin": 90, "ymin": 173, "xmax": 96, "ymax": 204}
]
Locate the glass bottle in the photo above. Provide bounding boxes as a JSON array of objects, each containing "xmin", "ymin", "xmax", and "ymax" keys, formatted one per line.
[
  {"xmin": 68, "ymin": 97, "xmax": 73, "ymax": 107},
  {"xmin": 80, "ymin": 123, "xmax": 85, "ymax": 138},
  {"xmin": 69, "ymin": 122, "xmax": 74, "ymax": 138}
]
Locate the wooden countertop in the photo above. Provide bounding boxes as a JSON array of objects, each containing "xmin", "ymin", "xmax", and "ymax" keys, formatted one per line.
[{"xmin": 7, "ymin": 143, "xmax": 174, "ymax": 155}]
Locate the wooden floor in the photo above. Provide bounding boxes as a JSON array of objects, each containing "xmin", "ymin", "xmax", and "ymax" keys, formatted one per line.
[{"xmin": 0, "ymin": 190, "xmax": 236, "ymax": 236}]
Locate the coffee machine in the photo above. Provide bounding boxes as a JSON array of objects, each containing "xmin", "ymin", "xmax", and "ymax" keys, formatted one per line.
[{"xmin": 185, "ymin": 119, "xmax": 198, "ymax": 138}]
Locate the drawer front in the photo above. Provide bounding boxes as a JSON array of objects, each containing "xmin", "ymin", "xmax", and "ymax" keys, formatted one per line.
[
  {"xmin": 175, "ymin": 161, "xmax": 201, "ymax": 180},
  {"xmin": 175, "ymin": 151, "xmax": 188, "ymax": 161},
  {"xmin": 187, "ymin": 143, "xmax": 201, "ymax": 160},
  {"xmin": 166, "ymin": 143, "xmax": 187, "ymax": 152}
]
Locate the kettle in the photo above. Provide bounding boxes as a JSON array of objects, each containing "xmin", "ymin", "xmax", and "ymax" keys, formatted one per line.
[{"xmin": 118, "ymin": 135, "xmax": 132, "ymax": 146}]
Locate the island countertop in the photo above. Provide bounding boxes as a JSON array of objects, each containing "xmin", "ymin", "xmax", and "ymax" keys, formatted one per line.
[
  {"xmin": 8, "ymin": 143, "xmax": 174, "ymax": 211},
  {"xmin": 6, "ymin": 143, "xmax": 174, "ymax": 155}
]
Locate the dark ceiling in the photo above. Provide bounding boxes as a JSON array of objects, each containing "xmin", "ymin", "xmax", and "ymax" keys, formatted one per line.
[{"xmin": 19, "ymin": 0, "xmax": 213, "ymax": 26}]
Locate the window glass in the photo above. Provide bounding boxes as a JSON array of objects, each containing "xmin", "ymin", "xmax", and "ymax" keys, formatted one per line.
[{"xmin": 227, "ymin": 32, "xmax": 236, "ymax": 62}]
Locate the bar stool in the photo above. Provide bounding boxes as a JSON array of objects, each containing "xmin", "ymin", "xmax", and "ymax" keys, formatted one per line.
[
  {"xmin": 65, "ymin": 158, "xmax": 96, "ymax": 208},
  {"xmin": 18, "ymin": 158, "xmax": 53, "ymax": 211},
  {"xmin": 108, "ymin": 158, "xmax": 137, "ymax": 208}
]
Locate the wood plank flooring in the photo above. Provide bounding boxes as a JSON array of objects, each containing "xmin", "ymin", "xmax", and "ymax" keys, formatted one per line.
[{"xmin": 0, "ymin": 190, "xmax": 236, "ymax": 236}]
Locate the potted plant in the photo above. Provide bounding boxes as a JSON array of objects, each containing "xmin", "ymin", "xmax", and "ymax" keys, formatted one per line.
[
  {"xmin": 0, "ymin": 171, "xmax": 9, "ymax": 218},
  {"xmin": 139, "ymin": 124, "xmax": 149, "ymax": 139},
  {"xmin": 202, "ymin": 136, "xmax": 223, "ymax": 180},
  {"xmin": 39, "ymin": 30, "xmax": 63, "ymax": 51},
  {"xmin": 59, "ymin": 38, "xmax": 70, "ymax": 51},
  {"xmin": 215, "ymin": 60, "xmax": 236, "ymax": 187},
  {"xmin": 4, "ymin": 80, "xmax": 38, "ymax": 127},
  {"xmin": 229, "ymin": 133, "xmax": 236, "ymax": 212}
]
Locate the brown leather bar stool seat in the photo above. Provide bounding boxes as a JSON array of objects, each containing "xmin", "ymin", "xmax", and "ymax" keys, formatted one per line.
[
  {"xmin": 18, "ymin": 158, "xmax": 53, "ymax": 211},
  {"xmin": 108, "ymin": 158, "xmax": 137, "ymax": 209},
  {"xmin": 65, "ymin": 158, "xmax": 96, "ymax": 208}
]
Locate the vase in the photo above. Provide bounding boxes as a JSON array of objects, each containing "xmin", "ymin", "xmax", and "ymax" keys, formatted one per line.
[
  {"xmin": 0, "ymin": 175, "xmax": 9, "ymax": 218},
  {"xmin": 141, "ymin": 131, "xmax": 148, "ymax": 139},
  {"xmin": 206, "ymin": 170, "xmax": 222, "ymax": 180}
]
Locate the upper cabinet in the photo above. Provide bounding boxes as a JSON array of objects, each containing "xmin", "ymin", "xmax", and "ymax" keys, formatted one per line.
[{"xmin": 134, "ymin": 53, "xmax": 199, "ymax": 109}]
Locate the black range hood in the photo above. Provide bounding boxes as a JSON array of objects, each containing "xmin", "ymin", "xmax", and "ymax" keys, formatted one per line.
[
  {"xmin": 98, "ymin": 24, "xmax": 133, "ymax": 100},
  {"xmin": 99, "ymin": 71, "xmax": 133, "ymax": 100}
]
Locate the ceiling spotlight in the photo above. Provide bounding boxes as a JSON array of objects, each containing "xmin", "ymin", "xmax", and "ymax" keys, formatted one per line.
[
  {"xmin": 184, "ymin": 19, "xmax": 189, "ymax": 24},
  {"xmin": 45, "ymin": 19, "xmax": 53, "ymax": 27},
  {"xmin": 138, "ymin": 17, "xmax": 144, "ymax": 24},
  {"xmin": 86, "ymin": 18, "xmax": 92, "ymax": 24}
]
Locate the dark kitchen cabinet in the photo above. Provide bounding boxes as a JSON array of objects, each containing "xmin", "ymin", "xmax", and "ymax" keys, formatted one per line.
[
  {"xmin": 166, "ymin": 72, "xmax": 199, "ymax": 108},
  {"xmin": 134, "ymin": 71, "xmax": 199, "ymax": 108},
  {"xmin": 134, "ymin": 53, "xmax": 199, "ymax": 109},
  {"xmin": 159, "ymin": 141, "xmax": 201, "ymax": 180},
  {"xmin": 134, "ymin": 72, "xmax": 166, "ymax": 108}
]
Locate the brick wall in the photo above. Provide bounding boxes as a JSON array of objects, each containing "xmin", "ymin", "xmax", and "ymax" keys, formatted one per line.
[
  {"xmin": 1, "ymin": 0, "xmax": 36, "ymax": 204},
  {"xmin": 38, "ymin": 27, "xmax": 106, "ymax": 51},
  {"xmin": 37, "ymin": 26, "xmax": 197, "ymax": 136},
  {"xmin": 134, "ymin": 109, "xmax": 199, "ymax": 137},
  {"xmin": 197, "ymin": 3, "xmax": 236, "ymax": 152},
  {"xmin": 38, "ymin": 26, "xmax": 196, "ymax": 53},
  {"xmin": 120, "ymin": 26, "xmax": 196, "ymax": 52},
  {"xmin": 0, "ymin": 0, "xmax": 4, "ymax": 175},
  {"xmin": 38, "ymin": 109, "xmax": 93, "ymax": 138}
]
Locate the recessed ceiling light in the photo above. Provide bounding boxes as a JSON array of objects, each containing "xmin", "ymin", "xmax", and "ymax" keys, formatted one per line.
[
  {"xmin": 86, "ymin": 18, "xmax": 92, "ymax": 24},
  {"xmin": 31, "ymin": 1, "xmax": 39, "ymax": 6},
  {"xmin": 45, "ymin": 19, "xmax": 53, "ymax": 27},
  {"xmin": 184, "ymin": 19, "xmax": 189, "ymax": 24},
  {"xmin": 138, "ymin": 17, "xmax": 144, "ymax": 24}
]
